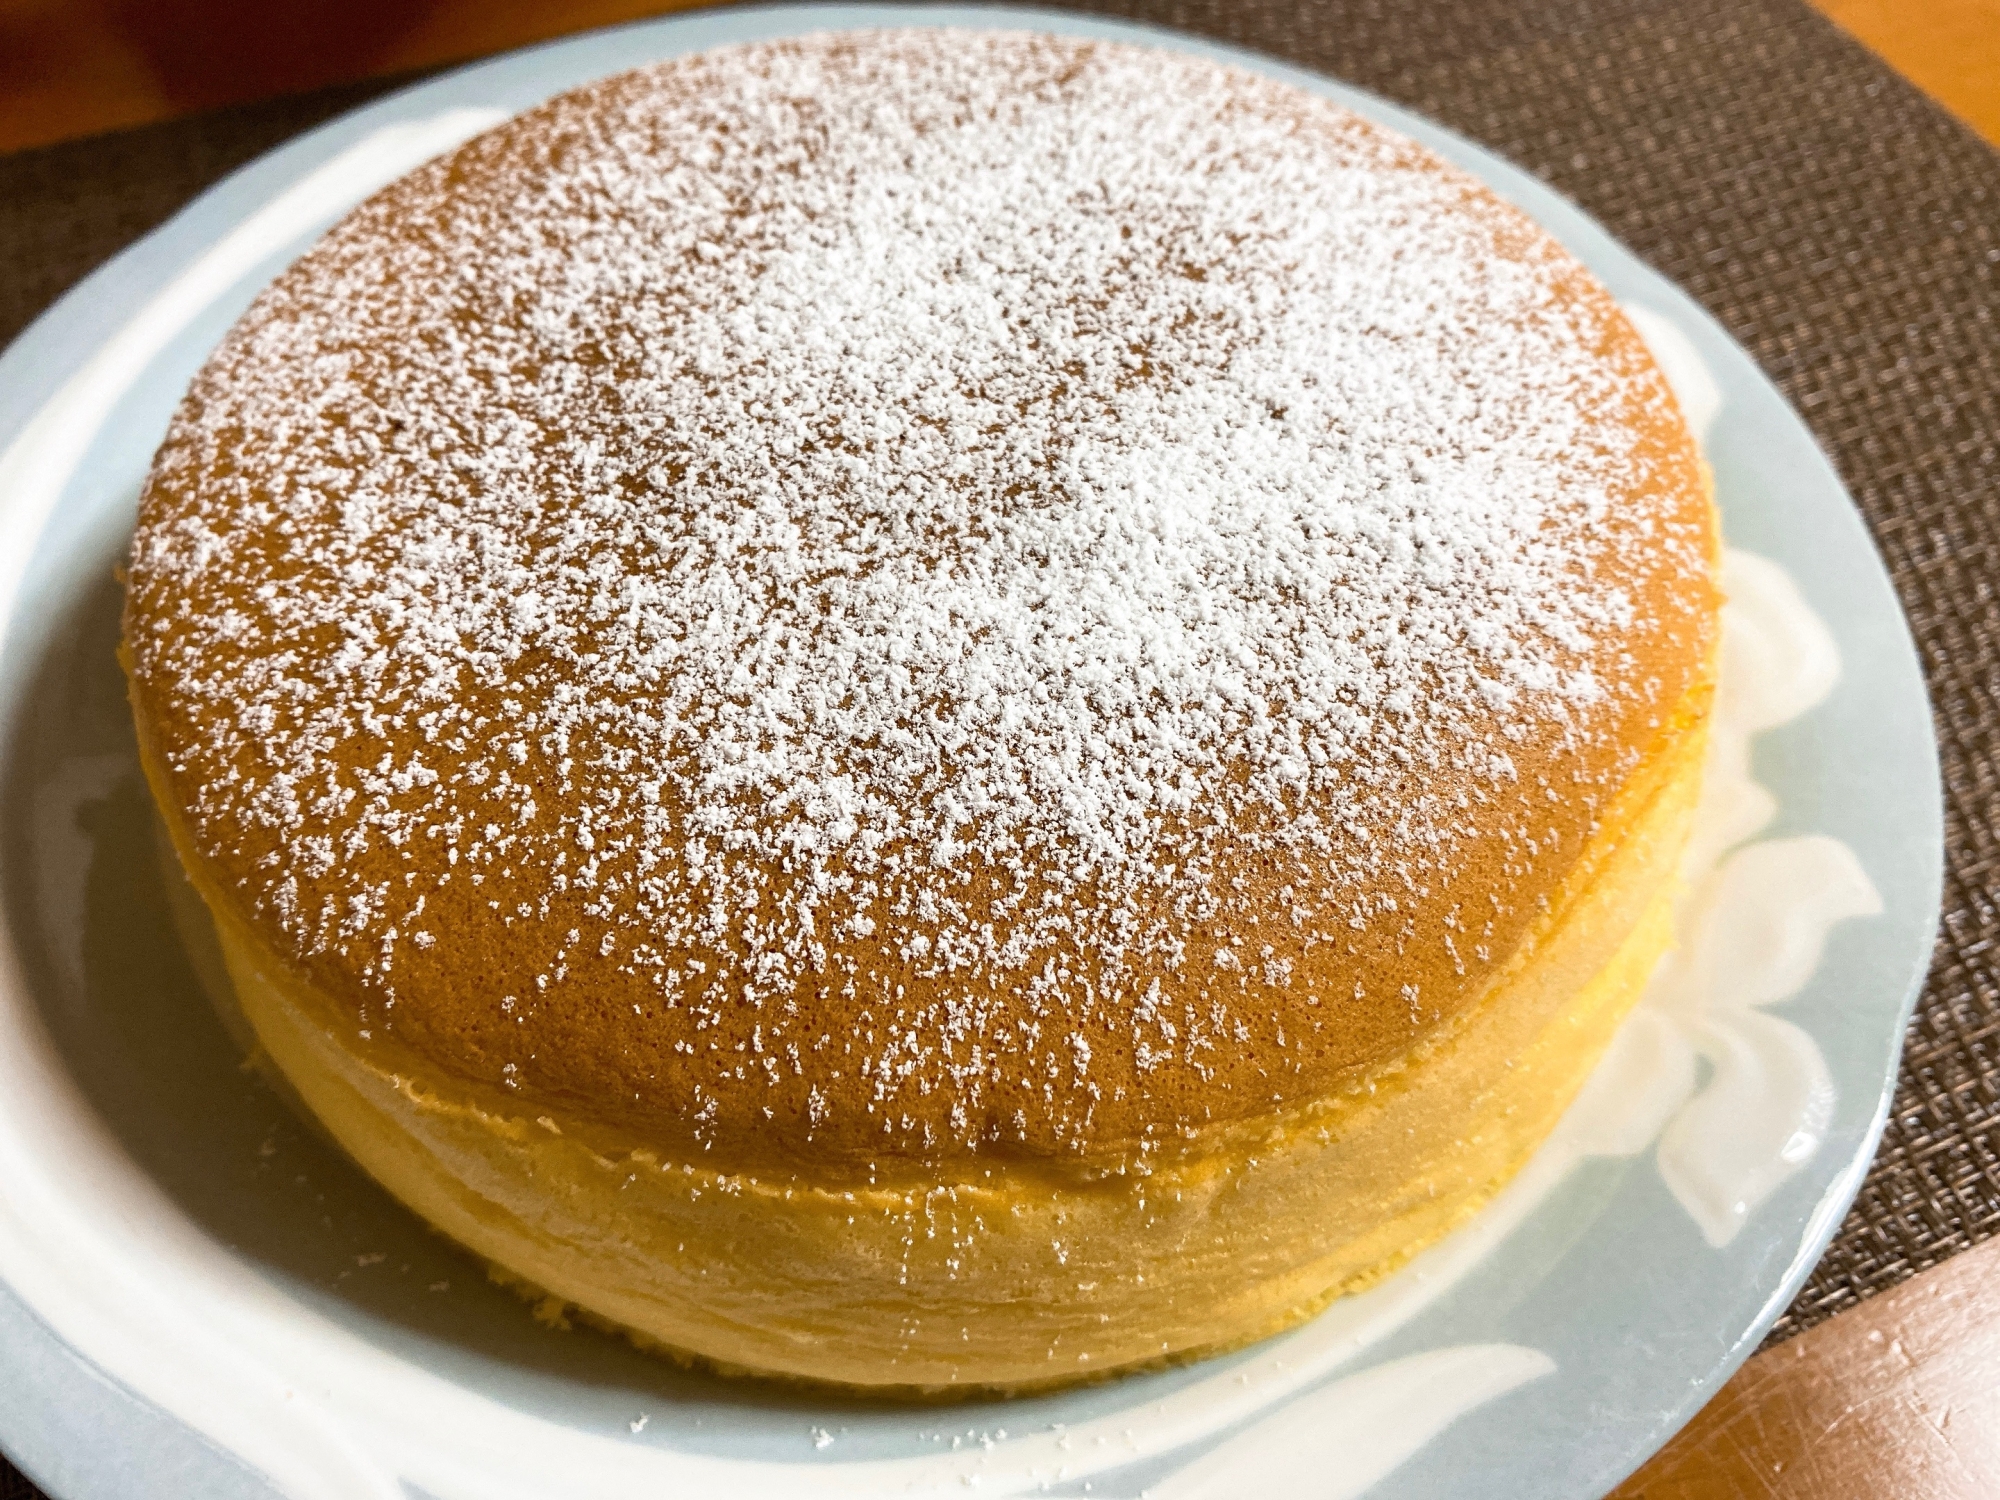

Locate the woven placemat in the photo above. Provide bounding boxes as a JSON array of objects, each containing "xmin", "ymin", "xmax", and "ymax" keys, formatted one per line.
[{"xmin": 1, "ymin": 0, "xmax": 1994, "ymax": 1492}]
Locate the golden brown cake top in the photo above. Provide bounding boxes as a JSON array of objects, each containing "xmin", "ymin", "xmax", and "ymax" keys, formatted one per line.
[{"xmin": 125, "ymin": 30, "xmax": 1716, "ymax": 1175}]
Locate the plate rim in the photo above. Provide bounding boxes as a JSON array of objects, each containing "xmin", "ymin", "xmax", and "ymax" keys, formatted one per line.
[{"xmin": 0, "ymin": 7, "xmax": 1944, "ymax": 1498}]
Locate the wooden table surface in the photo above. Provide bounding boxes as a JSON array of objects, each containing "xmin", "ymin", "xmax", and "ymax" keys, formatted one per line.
[{"xmin": 1, "ymin": 2, "xmax": 1996, "ymax": 1496}]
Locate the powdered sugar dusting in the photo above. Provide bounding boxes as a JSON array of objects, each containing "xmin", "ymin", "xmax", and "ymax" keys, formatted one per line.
[{"xmin": 126, "ymin": 32, "xmax": 1708, "ymax": 1162}]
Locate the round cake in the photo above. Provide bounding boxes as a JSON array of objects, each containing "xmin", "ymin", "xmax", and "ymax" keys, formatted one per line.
[{"xmin": 123, "ymin": 30, "xmax": 1718, "ymax": 1392}]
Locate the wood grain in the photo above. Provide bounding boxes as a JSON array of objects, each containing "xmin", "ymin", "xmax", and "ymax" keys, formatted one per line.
[
  {"xmin": 1813, "ymin": 0, "xmax": 2000, "ymax": 144},
  {"xmin": 0, "ymin": 0, "xmax": 707, "ymax": 152},
  {"xmin": 1612, "ymin": 1235, "xmax": 2000, "ymax": 1498}
]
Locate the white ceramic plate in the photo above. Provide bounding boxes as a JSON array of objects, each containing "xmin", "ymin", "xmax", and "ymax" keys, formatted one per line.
[{"xmin": 0, "ymin": 8, "xmax": 1941, "ymax": 1498}]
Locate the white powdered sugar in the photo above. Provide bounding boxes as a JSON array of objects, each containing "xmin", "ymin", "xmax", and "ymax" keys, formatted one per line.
[{"xmin": 127, "ymin": 32, "xmax": 1700, "ymax": 1154}]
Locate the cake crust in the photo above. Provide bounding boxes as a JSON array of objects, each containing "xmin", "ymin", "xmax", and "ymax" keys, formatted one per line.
[{"xmin": 123, "ymin": 31, "xmax": 1717, "ymax": 1177}]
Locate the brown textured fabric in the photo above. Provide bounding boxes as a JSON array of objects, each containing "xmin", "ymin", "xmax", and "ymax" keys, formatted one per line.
[{"xmin": 0, "ymin": 0, "xmax": 1993, "ymax": 1488}]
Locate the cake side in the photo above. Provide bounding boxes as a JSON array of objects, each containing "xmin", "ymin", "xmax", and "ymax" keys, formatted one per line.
[{"xmin": 133, "ymin": 652, "xmax": 1709, "ymax": 1389}]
